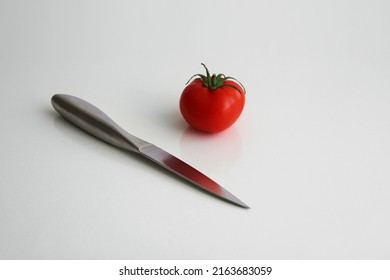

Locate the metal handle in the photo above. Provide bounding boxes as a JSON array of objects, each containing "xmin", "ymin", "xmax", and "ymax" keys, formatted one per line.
[{"xmin": 51, "ymin": 94, "xmax": 147, "ymax": 153}]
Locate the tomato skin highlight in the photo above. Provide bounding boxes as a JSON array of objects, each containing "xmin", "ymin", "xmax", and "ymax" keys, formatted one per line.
[{"xmin": 180, "ymin": 79, "xmax": 245, "ymax": 133}]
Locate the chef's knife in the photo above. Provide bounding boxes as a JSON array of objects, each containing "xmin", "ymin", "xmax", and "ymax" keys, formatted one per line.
[{"xmin": 51, "ymin": 94, "xmax": 249, "ymax": 208}]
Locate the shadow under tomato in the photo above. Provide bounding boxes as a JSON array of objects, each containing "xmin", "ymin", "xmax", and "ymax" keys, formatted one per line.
[{"xmin": 179, "ymin": 125, "xmax": 242, "ymax": 172}]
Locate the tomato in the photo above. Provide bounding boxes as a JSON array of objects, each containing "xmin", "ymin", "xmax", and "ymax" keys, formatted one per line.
[{"xmin": 179, "ymin": 64, "xmax": 246, "ymax": 133}]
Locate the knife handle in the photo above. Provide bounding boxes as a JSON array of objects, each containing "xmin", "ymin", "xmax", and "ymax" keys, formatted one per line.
[{"xmin": 51, "ymin": 94, "xmax": 147, "ymax": 153}]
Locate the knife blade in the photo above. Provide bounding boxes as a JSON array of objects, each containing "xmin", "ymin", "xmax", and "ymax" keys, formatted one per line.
[{"xmin": 51, "ymin": 94, "xmax": 249, "ymax": 208}]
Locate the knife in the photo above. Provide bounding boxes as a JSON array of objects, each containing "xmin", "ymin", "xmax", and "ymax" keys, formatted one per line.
[{"xmin": 51, "ymin": 94, "xmax": 249, "ymax": 208}]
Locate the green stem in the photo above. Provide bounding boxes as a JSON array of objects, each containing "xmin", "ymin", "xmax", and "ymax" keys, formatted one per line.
[{"xmin": 185, "ymin": 63, "xmax": 246, "ymax": 94}]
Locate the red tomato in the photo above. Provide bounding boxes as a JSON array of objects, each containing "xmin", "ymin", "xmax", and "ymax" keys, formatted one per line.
[{"xmin": 179, "ymin": 64, "xmax": 246, "ymax": 133}]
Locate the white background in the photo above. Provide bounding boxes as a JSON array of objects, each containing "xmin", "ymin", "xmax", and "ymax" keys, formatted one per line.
[{"xmin": 0, "ymin": 0, "xmax": 389, "ymax": 259}]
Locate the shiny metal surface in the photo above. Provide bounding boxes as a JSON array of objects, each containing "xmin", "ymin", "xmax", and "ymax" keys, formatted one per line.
[
  {"xmin": 51, "ymin": 94, "xmax": 249, "ymax": 208},
  {"xmin": 51, "ymin": 94, "xmax": 149, "ymax": 152},
  {"xmin": 140, "ymin": 144, "xmax": 249, "ymax": 208}
]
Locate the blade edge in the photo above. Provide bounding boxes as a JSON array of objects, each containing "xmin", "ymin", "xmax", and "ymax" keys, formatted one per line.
[{"xmin": 139, "ymin": 144, "xmax": 249, "ymax": 208}]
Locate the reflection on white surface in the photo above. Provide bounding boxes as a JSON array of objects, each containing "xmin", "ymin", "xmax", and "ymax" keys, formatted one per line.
[{"xmin": 180, "ymin": 126, "xmax": 242, "ymax": 172}]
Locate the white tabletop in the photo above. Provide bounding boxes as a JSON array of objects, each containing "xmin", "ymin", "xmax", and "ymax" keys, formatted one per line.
[{"xmin": 1, "ymin": 0, "xmax": 389, "ymax": 259}]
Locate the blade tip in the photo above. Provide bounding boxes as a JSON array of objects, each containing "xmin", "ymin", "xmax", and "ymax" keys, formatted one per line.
[
  {"xmin": 241, "ymin": 203, "xmax": 251, "ymax": 209},
  {"xmin": 233, "ymin": 200, "xmax": 250, "ymax": 209}
]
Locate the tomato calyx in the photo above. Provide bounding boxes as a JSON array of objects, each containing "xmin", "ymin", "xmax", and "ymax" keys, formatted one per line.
[{"xmin": 186, "ymin": 63, "xmax": 246, "ymax": 94}]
